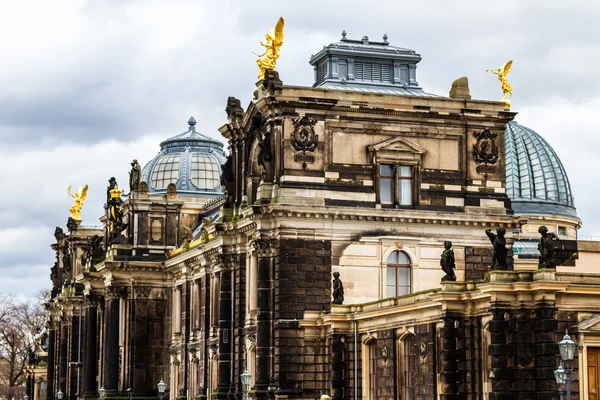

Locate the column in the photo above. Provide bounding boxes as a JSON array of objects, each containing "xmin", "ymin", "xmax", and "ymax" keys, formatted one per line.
[
  {"xmin": 440, "ymin": 316, "xmax": 461, "ymax": 400},
  {"xmin": 83, "ymin": 298, "xmax": 99, "ymax": 396},
  {"xmin": 253, "ymin": 240, "xmax": 274, "ymax": 399},
  {"xmin": 249, "ymin": 253, "xmax": 258, "ymax": 319},
  {"xmin": 211, "ymin": 273, "xmax": 220, "ymax": 331},
  {"xmin": 489, "ymin": 306, "xmax": 512, "ymax": 400},
  {"xmin": 215, "ymin": 258, "xmax": 233, "ymax": 398},
  {"xmin": 330, "ymin": 334, "xmax": 345, "ymax": 400},
  {"xmin": 130, "ymin": 286, "xmax": 153, "ymax": 394},
  {"xmin": 26, "ymin": 374, "xmax": 33, "ymax": 399},
  {"xmin": 59, "ymin": 323, "xmax": 69, "ymax": 394},
  {"xmin": 46, "ymin": 328, "xmax": 56, "ymax": 400},
  {"xmin": 103, "ymin": 287, "xmax": 123, "ymax": 393}
]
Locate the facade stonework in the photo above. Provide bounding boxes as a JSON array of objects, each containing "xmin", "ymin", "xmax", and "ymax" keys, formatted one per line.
[{"xmin": 39, "ymin": 35, "xmax": 600, "ymax": 400}]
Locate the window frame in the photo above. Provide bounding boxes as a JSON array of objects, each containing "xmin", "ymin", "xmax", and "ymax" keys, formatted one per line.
[
  {"xmin": 377, "ymin": 162, "xmax": 417, "ymax": 208},
  {"xmin": 385, "ymin": 250, "xmax": 412, "ymax": 298},
  {"xmin": 368, "ymin": 340, "xmax": 378, "ymax": 400},
  {"xmin": 403, "ymin": 335, "xmax": 417, "ymax": 400}
]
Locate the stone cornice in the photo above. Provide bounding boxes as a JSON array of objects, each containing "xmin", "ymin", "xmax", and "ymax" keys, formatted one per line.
[{"xmin": 260, "ymin": 204, "xmax": 519, "ymax": 228}]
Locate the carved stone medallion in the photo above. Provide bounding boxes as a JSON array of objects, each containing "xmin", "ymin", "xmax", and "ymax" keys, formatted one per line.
[
  {"xmin": 473, "ymin": 129, "xmax": 499, "ymax": 165},
  {"xmin": 291, "ymin": 117, "xmax": 318, "ymax": 169}
]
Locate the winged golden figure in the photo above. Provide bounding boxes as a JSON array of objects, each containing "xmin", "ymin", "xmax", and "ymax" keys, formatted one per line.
[
  {"xmin": 254, "ymin": 17, "xmax": 284, "ymax": 80},
  {"xmin": 68, "ymin": 184, "xmax": 88, "ymax": 220},
  {"xmin": 487, "ymin": 60, "xmax": 513, "ymax": 108}
]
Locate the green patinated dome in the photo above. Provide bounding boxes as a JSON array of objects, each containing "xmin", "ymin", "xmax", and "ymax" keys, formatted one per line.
[{"xmin": 504, "ymin": 121, "xmax": 577, "ymax": 218}]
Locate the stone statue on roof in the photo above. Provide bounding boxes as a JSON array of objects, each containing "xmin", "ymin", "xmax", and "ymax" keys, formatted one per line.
[
  {"xmin": 538, "ymin": 225, "xmax": 557, "ymax": 269},
  {"xmin": 129, "ymin": 159, "xmax": 141, "ymax": 192},
  {"xmin": 486, "ymin": 227, "xmax": 508, "ymax": 270}
]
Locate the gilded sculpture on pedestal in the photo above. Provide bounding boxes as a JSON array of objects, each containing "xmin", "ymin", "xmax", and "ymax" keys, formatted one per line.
[
  {"xmin": 486, "ymin": 60, "xmax": 513, "ymax": 108},
  {"xmin": 68, "ymin": 184, "xmax": 88, "ymax": 220},
  {"xmin": 254, "ymin": 17, "xmax": 284, "ymax": 80}
]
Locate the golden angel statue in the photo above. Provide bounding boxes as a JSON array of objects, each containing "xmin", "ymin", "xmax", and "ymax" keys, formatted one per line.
[
  {"xmin": 68, "ymin": 184, "xmax": 88, "ymax": 220},
  {"xmin": 254, "ymin": 17, "xmax": 284, "ymax": 80},
  {"xmin": 486, "ymin": 60, "xmax": 513, "ymax": 108}
]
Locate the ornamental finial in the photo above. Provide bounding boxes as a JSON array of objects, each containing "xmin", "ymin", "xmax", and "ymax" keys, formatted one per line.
[{"xmin": 188, "ymin": 116, "xmax": 196, "ymax": 131}]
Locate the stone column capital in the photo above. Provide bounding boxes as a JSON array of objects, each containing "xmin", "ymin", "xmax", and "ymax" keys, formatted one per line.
[{"xmin": 104, "ymin": 286, "xmax": 127, "ymax": 300}]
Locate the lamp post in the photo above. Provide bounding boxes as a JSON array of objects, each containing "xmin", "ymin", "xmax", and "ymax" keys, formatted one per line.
[
  {"xmin": 24, "ymin": 395, "xmax": 29, "ymax": 400},
  {"xmin": 56, "ymin": 390, "xmax": 63, "ymax": 400},
  {"xmin": 240, "ymin": 370, "xmax": 251, "ymax": 400},
  {"xmin": 157, "ymin": 379, "xmax": 166, "ymax": 400},
  {"xmin": 556, "ymin": 329, "xmax": 577, "ymax": 400},
  {"xmin": 127, "ymin": 388, "xmax": 132, "ymax": 400},
  {"xmin": 554, "ymin": 363, "xmax": 565, "ymax": 400},
  {"xmin": 98, "ymin": 386, "xmax": 106, "ymax": 400}
]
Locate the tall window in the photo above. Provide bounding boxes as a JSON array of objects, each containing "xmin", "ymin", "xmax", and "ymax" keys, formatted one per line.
[
  {"xmin": 379, "ymin": 164, "xmax": 413, "ymax": 206},
  {"xmin": 404, "ymin": 335, "xmax": 417, "ymax": 400},
  {"xmin": 368, "ymin": 340, "xmax": 378, "ymax": 400},
  {"xmin": 386, "ymin": 251, "xmax": 411, "ymax": 297}
]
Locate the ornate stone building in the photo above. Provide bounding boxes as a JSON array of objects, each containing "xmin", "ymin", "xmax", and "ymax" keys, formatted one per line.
[{"xmin": 42, "ymin": 33, "xmax": 600, "ymax": 400}]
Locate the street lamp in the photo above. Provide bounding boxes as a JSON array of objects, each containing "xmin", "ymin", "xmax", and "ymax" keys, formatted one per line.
[
  {"xmin": 24, "ymin": 395, "xmax": 29, "ymax": 400},
  {"xmin": 557, "ymin": 329, "xmax": 577, "ymax": 400},
  {"xmin": 57, "ymin": 390, "xmax": 64, "ymax": 400},
  {"xmin": 554, "ymin": 363, "xmax": 565, "ymax": 400},
  {"xmin": 98, "ymin": 386, "xmax": 106, "ymax": 399},
  {"xmin": 127, "ymin": 388, "xmax": 132, "ymax": 400},
  {"xmin": 240, "ymin": 370, "xmax": 251, "ymax": 400},
  {"xmin": 157, "ymin": 379, "xmax": 166, "ymax": 400}
]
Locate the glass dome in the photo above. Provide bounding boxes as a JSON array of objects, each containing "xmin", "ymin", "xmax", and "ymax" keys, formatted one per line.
[
  {"xmin": 142, "ymin": 117, "xmax": 226, "ymax": 197},
  {"xmin": 504, "ymin": 121, "xmax": 577, "ymax": 218}
]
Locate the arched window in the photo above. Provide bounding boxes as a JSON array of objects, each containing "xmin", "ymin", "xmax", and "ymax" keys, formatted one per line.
[
  {"xmin": 386, "ymin": 251, "xmax": 411, "ymax": 297},
  {"xmin": 403, "ymin": 335, "xmax": 417, "ymax": 400}
]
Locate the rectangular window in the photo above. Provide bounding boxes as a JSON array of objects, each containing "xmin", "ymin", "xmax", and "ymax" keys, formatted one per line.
[
  {"xmin": 379, "ymin": 165, "xmax": 394, "ymax": 204},
  {"xmin": 399, "ymin": 166, "xmax": 413, "ymax": 206},
  {"xmin": 558, "ymin": 226, "xmax": 566, "ymax": 236},
  {"xmin": 378, "ymin": 164, "xmax": 414, "ymax": 206}
]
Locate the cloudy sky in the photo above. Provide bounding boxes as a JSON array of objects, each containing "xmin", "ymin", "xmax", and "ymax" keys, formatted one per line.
[{"xmin": 1, "ymin": 0, "xmax": 598, "ymax": 297}]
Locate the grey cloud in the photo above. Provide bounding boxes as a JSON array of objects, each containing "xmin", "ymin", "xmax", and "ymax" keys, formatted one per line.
[{"xmin": 1, "ymin": 0, "xmax": 600, "ymax": 296}]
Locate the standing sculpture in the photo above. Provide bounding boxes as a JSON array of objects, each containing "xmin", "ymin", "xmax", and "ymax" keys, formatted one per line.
[
  {"xmin": 538, "ymin": 225, "xmax": 557, "ymax": 269},
  {"xmin": 440, "ymin": 241, "xmax": 456, "ymax": 281},
  {"xmin": 106, "ymin": 177, "xmax": 117, "ymax": 203},
  {"xmin": 332, "ymin": 272, "xmax": 344, "ymax": 305},
  {"xmin": 129, "ymin": 159, "xmax": 142, "ymax": 192},
  {"xmin": 107, "ymin": 183, "xmax": 125, "ymax": 244},
  {"xmin": 254, "ymin": 17, "xmax": 284, "ymax": 80},
  {"xmin": 486, "ymin": 60, "xmax": 513, "ymax": 108},
  {"xmin": 68, "ymin": 184, "xmax": 88, "ymax": 220},
  {"xmin": 485, "ymin": 228, "xmax": 508, "ymax": 270}
]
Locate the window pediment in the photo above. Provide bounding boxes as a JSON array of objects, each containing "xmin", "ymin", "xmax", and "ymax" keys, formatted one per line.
[{"xmin": 368, "ymin": 136, "xmax": 425, "ymax": 163}]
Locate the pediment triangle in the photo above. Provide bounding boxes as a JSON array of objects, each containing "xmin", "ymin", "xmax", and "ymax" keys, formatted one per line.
[
  {"xmin": 577, "ymin": 314, "xmax": 600, "ymax": 331},
  {"xmin": 369, "ymin": 136, "xmax": 425, "ymax": 154}
]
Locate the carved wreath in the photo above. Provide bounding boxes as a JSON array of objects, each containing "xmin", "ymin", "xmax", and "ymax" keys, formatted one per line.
[
  {"xmin": 291, "ymin": 117, "xmax": 318, "ymax": 153},
  {"xmin": 473, "ymin": 129, "xmax": 499, "ymax": 165}
]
